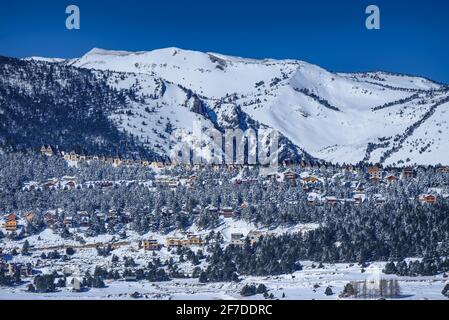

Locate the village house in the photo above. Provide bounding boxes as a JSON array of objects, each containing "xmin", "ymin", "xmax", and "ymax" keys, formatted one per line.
[
  {"xmin": 385, "ymin": 174, "xmax": 398, "ymax": 183},
  {"xmin": 22, "ymin": 181, "xmax": 40, "ymax": 192},
  {"xmin": 326, "ymin": 196, "xmax": 338, "ymax": 206},
  {"xmin": 168, "ymin": 180, "xmax": 179, "ymax": 189},
  {"xmin": 69, "ymin": 151, "xmax": 79, "ymax": 162},
  {"xmin": 40, "ymin": 145, "xmax": 54, "ymax": 157},
  {"xmin": 166, "ymin": 234, "xmax": 204, "ymax": 248},
  {"xmin": 401, "ymin": 167, "xmax": 415, "ymax": 179},
  {"xmin": 221, "ymin": 207, "xmax": 235, "ymax": 218},
  {"xmin": 42, "ymin": 178, "xmax": 59, "ymax": 190},
  {"xmin": 230, "ymin": 233, "xmax": 245, "ymax": 247},
  {"xmin": 61, "ymin": 179, "xmax": 77, "ymax": 190},
  {"xmin": 240, "ymin": 202, "xmax": 249, "ymax": 209},
  {"xmin": 419, "ymin": 194, "xmax": 437, "ymax": 204},
  {"xmin": 43, "ymin": 211, "xmax": 56, "ymax": 227},
  {"xmin": 142, "ymin": 239, "xmax": 160, "ymax": 251},
  {"xmin": 301, "ymin": 175, "xmax": 320, "ymax": 189},
  {"xmin": 353, "ymin": 193, "xmax": 366, "ymax": 205},
  {"xmin": 266, "ymin": 173, "xmax": 281, "ymax": 183},
  {"xmin": 207, "ymin": 206, "xmax": 219, "ymax": 214},
  {"xmin": 150, "ymin": 161, "xmax": 165, "ymax": 169},
  {"xmin": 437, "ymin": 166, "xmax": 449, "ymax": 173},
  {"xmin": 79, "ymin": 211, "xmax": 90, "ymax": 228},
  {"xmin": 113, "ymin": 156, "xmax": 122, "ymax": 166},
  {"xmin": 185, "ymin": 234, "xmax": 204, "ymax": 246},
  {"xmin": 3, "ymin": 214, "xmax": 18, "ymax": 232},
  {"xmin": 165, "ymin": 237, "xmax": 184, "ymax": 248},
  {"xmin": 23, "ymin": 211, "xmax": 36, "ymax": 223},
  {"xmin": 283, "ymin": 170, "xmax": 298, "ymax": 181},
  {"xmin": 307, "ymin": 192, "xmax": 322, "ymax": 205},
  {"xmin": 367, "ymin": 166, "xmax": 382, "ymax": 181},
  {"xmin": 63, "ymin": 215, "xmax": 74, "ymax": 228}
]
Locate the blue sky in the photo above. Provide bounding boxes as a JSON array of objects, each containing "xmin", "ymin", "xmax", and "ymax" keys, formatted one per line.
[{"xmin": 0, "ymin": 0, "xmax": 448, "ymax": 83}]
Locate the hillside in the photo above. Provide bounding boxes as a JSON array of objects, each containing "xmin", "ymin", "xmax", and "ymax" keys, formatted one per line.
[{"xmin": 1, "ymin": 48, "xmax": 448, "ymax": 165}]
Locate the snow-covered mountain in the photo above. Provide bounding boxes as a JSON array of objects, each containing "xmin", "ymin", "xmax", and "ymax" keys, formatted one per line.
[{"xmin": 13, "ymin": 48, "xmax": 449, "ymax": 165}]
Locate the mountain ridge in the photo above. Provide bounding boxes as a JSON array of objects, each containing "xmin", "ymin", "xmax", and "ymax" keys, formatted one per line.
[{"xmin": 3, "ymin": 48, "xmax": 448, "ymax": 166}]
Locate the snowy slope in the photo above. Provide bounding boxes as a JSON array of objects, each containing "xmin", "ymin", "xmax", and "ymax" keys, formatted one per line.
[{"xmin": 28, "ymin": 47, "xmax": 449, "ymax": 165}]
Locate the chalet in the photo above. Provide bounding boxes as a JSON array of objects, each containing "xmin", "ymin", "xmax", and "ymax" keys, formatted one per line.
[
  {"xmin": 44, "ymin": 212, "xmax": 56, "ymax": 226},
  {"xmin": 69, "ymin": 151, "xmax": 79, "ymax": 162},
  {"xmin": 186, "ymin": 234, "xmax": 204, "ymax": 246},
  {"xmin": 4, "ymin": 214, "xmax": 17, "ymax": 232},
  {"xmin": 367, "ymin": 166, "xmax": 382, "ymax": 181},
  {"xmin": 307, "ymin": 192, "xmax": 322, "ymax": 205},
  {"xmin": 437, "ymin": 167, "xmax": 449, "ymax": 173},
  {"xmin": 166, "ymin": 234, "xmax": 204, "ymax": 247},
  {"xmin": 125, "ymin": 276, "xmax": 137, "ymax": 282},
  {"xmin": 230, "ymin": 233, "xmax": 245, "ymax": 247},
  {"xmin": 62, "ymin": 180, "xmax": 76, "ymax": 190},
  {"xmin": 385, "ymin": 174, "xmax": 398, "ymax": 183},
  {"xmin": 5, "ymin": 213, "xmax": 17, "ymax": 222},
  {"xmin": 168, "ymin": 180, "xmax": 179, "ymax": 189},
  {"xmin": 113, "ymin": 156, "xmax": 122, "ymax": 166},
  {"xmin": 231, "ymin": 233, "xmax": 244, "ymax": 240},
  {"xmin": 283, "ymin": 170, "xmax": 298, "ymax": 181},
  {"xmin": 221, "ymin": 207, "xmax": 234, "ymax": 218},
  {"xmin": 240, "ymin": 202, "xmax": 249, "ymax": 209},
  {"xmin": 150, "ymin": 162, "xmax": 165, "ymax": 169},
  {"xmin": 353, "ymin": 194, "xmax": 366, "ymax": 205},
  {"xmin": 401, "ymin": 167, "xmax": 415, "ymax": 179},
  {"xmin": 43, "ymin": 178, "xmax": 59, "ymax": 190},
  {"xmin": 79, "ymin": 212, "xmax": 90, "ymax": 227},
  {"xmin": 23, "ymin": 211, "xmax": 36, "ymax": 223},
  {"xmin": 207, "ymin": 206, "xmax": 219, "ymax": 214},
  {"xmin": 142, "ymin": 239, "xmax": 160, "ymax": 251},
  {"xmin": 40, "ymin": 145, "xmax": 54, "ymax": 157},
  {"xmin": 63, "ymin": 216, "xmax": 73, "ymax": 227},
  {"xmin": 326, "ymin": 196, "xmax": 338, "ymax": 206},
  {"xmin": 302, "ymin": 176, "xmax": 319, "ymax": 185},
  {"xmin": 266, "ymin": 173, "xmax": 281, "ymax": 182},
  {"xmin": 165, "ymin": 238, "xmax": 183, "ymax": 248},
  {"xmin": 141, "ymin": 160, "xmax": 150, "ymax": 167},
  {"xmin": 419, "ymin": 194, "xmax": 437, "ymax": 204},
  {"xmin": 97, "ymin": 181, "xmax": 114, "ymax": 189},
  {"xmin": 22, "ymin": 181, "xmax": 40, "ymax": 192}
]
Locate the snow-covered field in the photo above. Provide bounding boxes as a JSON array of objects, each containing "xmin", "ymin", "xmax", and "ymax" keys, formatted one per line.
[
  {"xmin": 1, "ymin": 262, "xmax": 447, "ymax": 300},
  {"xmin": 1, "ymin": 214, "xmax": 448, "ymax": 300}
]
